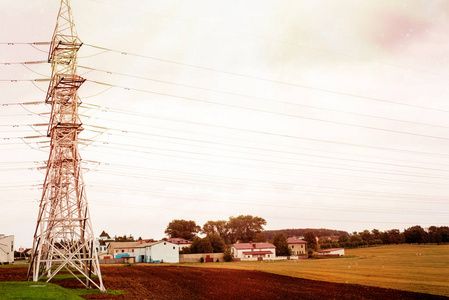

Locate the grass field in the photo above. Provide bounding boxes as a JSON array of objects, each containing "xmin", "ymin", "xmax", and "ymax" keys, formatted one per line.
[
  {"xmin": 184, "ymin": 244, "xmax": 449, "ymax": 297},
  {"xmin": 0, "ymin": 282, "xmax": 82, "ymax": 299}
]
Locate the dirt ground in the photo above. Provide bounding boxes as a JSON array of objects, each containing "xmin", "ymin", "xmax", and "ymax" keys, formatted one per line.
[{"xmin": 1, "ymin": 265, "xmax": 447, "ymax": 300}]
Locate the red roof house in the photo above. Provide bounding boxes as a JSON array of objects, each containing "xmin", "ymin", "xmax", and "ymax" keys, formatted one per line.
[{"xmin": 232, "ymin": 242, "xmax": 276, "ymax": 260}]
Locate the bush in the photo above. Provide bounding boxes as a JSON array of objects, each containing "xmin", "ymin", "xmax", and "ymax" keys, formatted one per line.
[{"xmin": 223, "ymin": 247, "xmax": 233, "ymax": 262}]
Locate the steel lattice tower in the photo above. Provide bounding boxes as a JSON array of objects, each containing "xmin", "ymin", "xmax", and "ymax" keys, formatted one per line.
[{"xmin": 27, "ymin": 0, "xmax": 105, "ymax": 292}]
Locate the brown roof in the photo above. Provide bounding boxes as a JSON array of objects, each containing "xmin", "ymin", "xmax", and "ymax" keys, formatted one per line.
[
  {"xmin": 287, "ymin": 237, "xmax": 307, "ymax": 244},
  {"xmin": 107, "ymin": 241, "xmax": 146, "ymax": 249},
  {"xmin": 167, "ymin": 238, "xmax": 192, "ymax": 245},
  {"xmin": 233, "ymin": 242, "xmax": 275, "ymax": 250}
]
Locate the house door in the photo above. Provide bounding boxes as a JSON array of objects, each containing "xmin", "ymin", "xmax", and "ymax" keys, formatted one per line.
[{"xmin": 140, "ymin": 255, "xmax": 145, "ymax": 263}]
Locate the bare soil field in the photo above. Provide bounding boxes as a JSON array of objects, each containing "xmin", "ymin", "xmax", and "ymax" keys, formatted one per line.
[{"xmin": 1, "ymin": 265, "xmax": 447, "ymax": 300}]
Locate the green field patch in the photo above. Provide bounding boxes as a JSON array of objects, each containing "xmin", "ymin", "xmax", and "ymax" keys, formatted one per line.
[
  {"xmin": 0, "ymin": 281, "xmax": 124, "ymax": 299},
  {"xmin": 0, "ymin": 282, "xmax": 82, "ymax": 299}
]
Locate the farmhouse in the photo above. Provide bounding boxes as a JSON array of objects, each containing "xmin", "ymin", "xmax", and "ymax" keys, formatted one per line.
[
  {"xmin": 319, "ymin": 248, "xmax": 345, "ymax": 256},
  {"xmin": 287, "ymin": 237, "xmax": 307, "ymax": 255},
  {"xmin": 0, "ymin": 234, "xmax": 14, "ymax": 264},
  {"xmin": 232, "ymin": 242, "xmax": 276, "ymax": 260},
  {"xmin": 134, "ymin": 241, "xmax": 179, "ymax": 263}
]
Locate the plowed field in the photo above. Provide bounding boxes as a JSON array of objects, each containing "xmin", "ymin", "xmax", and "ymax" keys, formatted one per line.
[{"xmin": 1, "ymin": 265, "xmax": 447, "ymax": 300}]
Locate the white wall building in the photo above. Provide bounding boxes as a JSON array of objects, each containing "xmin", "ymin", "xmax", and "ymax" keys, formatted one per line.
[
  {"xmin": 232, "ymin": 242, "xmax": 276, "ymax": 260},
  {"xmin": 0, "ymin": 234, "xmax": 14, "ymax": 264},
  {"xmin": 134, "ymin": 241, "xmax": 179, "ymax": 263}
]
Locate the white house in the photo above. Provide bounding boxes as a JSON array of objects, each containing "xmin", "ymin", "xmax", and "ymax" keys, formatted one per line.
[
  {"xmin": 232, "ymin": 242, "xmax": 276, "ymax": 260},
  {"xmin": 0, "ymin": 234, "xmax": 14, "ymax": 264},
  {"xmin": 318, "ymin": 248, "xmax": 345, "ymax": 256},
  {"xmin": 134, "ymin": 241, "xmax": 179, "ymax": 263}
]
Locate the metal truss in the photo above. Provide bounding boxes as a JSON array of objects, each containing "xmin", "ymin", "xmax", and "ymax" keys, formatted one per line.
[{"xmin": 27, "ymin": 0, "xmax": 105, "ymax": 292}]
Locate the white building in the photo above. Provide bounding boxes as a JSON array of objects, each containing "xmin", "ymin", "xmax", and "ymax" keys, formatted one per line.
[
  {"xmin": 134, "ymin": 241, "xmax": 179, "ymax": 263},
  {"xmin": 318, "ymin": 248, "xmax": 345, "ymax": 256},
  {"xmin": 95, "ymin": 231, "xmax": 114, "ymax": 254},
  {"xmin": 232, "ymin": 242, "xmax": 276, "ymax": 260},
  {"xmin": 0, "ymin": 234, "xmax": 14, "ymax": 264}
]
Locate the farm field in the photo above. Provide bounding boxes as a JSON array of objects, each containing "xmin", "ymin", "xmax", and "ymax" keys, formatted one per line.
[
  {"xmin": 0, "ymin": 265, "xmax": 447, "ymax": 299},
  {"xmin": 185, "ymin": 244, "xmax": 449, "ymax": 297}
]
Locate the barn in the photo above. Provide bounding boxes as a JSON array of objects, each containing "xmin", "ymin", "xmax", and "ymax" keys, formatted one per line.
[{"xmin": 134, "ymin": 241, "xmax": 179, "ymax": 263}]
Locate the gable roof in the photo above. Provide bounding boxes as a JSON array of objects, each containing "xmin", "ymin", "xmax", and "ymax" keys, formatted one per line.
[
  {"xmin": 233, "ymin": 242, "xmax": 275, "ymax": 250},
  {"xmin": 99, "ymin": 231, "xmax": 110, "ymax": 238},
  {"xmin": 287, "ymin": 237, "xmax": 307, "ymax": 244},
  {"xmin": 134, "ymin": 240, "xmax": 178, "ymax": 249},
  {"xmin": 167, "ymin": 238, "xmax": 192, "ymax": 245},
  {"xmin": 107, "ymin": 241, "xmax": 145, "ymax": 249}
]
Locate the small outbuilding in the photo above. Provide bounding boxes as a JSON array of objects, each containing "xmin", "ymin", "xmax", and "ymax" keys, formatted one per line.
[{"xmin": 318, "ymin": 248, "xmax": 345, "ymax": 256}]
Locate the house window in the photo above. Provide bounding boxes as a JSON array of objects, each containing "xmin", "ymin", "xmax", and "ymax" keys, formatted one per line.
[
  {"xmin": 173, "ymin": 247, "xmax": 175, "ymax": 249},
  {"xmin": 164, "ymin": 242, "xmax": 166, "ymax": 245},
  {"xmin": 115, "ymin": 250, "xmax": 118, "ymax": 252},
  {"xmin": 301, "ymin": 245, "xmax": 303, "ymax": 248},
  {"xmin": 122, "ymin": 250, "xmax": 124, "ymax": 253},
  {"xmin": 292, "ymin": 245, "xmax": 294, "ymax": 248}
]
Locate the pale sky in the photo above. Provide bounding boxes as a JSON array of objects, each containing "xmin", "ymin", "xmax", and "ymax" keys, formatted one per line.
[{"xmin": 1, "ymin": 0, "xmax": 449, "ymax": 249}]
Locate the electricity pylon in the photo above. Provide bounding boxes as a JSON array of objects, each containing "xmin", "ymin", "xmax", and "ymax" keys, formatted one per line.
[{"xmin": 27, "ymin": 0, "xmax": 105, "ymax": 292}]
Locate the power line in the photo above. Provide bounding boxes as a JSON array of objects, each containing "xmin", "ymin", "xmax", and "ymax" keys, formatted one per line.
[
  {"xmin": 81, "ymin": 103, "xmax": 449, "ymax": 159},
  {"xmin": 87, "ymin": 79, "xmax": 449, "ymax": 142},
  {"xmin": 83, "ymin": 140, "xmax": 449, "ymax": 180},
  {"xmin": 83, "ymin": 44, "xmax": 449, "ymax": 114},
  {"xmin": 78, "ymin": 65, "xmax": 449, "ymax": 130},
  {"xmin": 82, "ymin": 123, "xmax": 449, "ymax": 174}
]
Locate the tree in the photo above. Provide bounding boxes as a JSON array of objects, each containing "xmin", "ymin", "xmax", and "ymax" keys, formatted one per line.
[
  {"xmin": 165, "ymin": 219, "xmax": 200, "ymax": 240},
  {"xmin": 208, "ymin": 233, "xmax": 226, "ymax": 253},
  {"xmin": 360, "ymin": 230, "xmax": 372, "ymax": 244},
  {"xmin": 223, "ymin": 246, "xmax": 233, "ymax": 262},
  {"xmin": 190, "ymin": 237, "xmax": 214, "ymax": 254},
  {"xmin": 404, "ymin": 226, "xmax": 428, "ymax": 244},
  {"xmin": 303, "ymin": 231, "xmax": 318, "ymax": 251},
  {"xmin": 227, "ymin": 215, "xmax": 267, "ymax": 243},
  {"xmin": 338, "ymin": 235, "xmax": 349, "ymax": 247},
  {"xmin": 202, "ymin": 220, "xmax": 230, "ymax": 243},
  {"xmin": 253, "ymin": 232, "xmax": 267, "ymax": 242},
  {"xmin": 386, "ymin": 229, "xmax": 404, "ymax": 244},
  {"xmin": 349, "ymin": 234, "xmax": 363, "ymax": 247},
  {"xmin": 114, "ymin": 234, "xmax": 134, "ymax": 242},
  {"xmin": 271, "ymin": 233, "xmax": 291, "ymax": 256}
]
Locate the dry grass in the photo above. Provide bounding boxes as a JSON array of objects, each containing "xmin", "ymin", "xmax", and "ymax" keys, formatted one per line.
[{"xmin": 183, "ymin": 244, "xmax": 449, "ymax": 297}]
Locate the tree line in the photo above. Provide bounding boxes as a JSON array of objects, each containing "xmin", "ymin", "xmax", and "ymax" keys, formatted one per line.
[
  {"xmin": 163, "ymin": 218, "xmax": 449, "ymax": 254},
  {"xmin": 165, "ymin": 215, "xmax": 267, "ymax": 255},
  {"xmin": 319, "ymin": 226, "xmax": 449, "ymax": 249}
]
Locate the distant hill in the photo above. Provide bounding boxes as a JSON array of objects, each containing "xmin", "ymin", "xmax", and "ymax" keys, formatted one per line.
[{"xmin": 264, "ymin": 228, "xmax": 349, "ymax": 240}]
